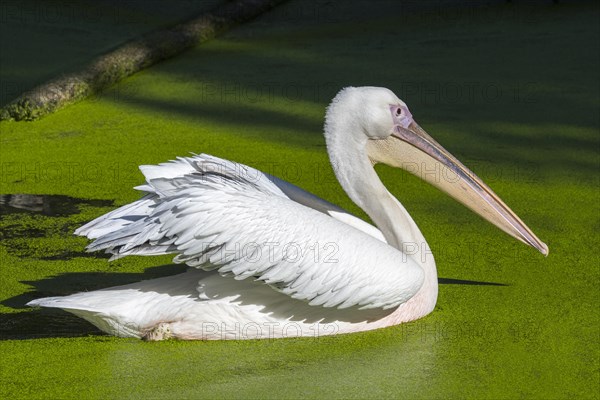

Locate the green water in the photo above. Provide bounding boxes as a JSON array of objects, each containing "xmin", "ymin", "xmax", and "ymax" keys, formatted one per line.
[{"xmin": 0, "ymin": 1, "xmax": 598, "ymax": 398}]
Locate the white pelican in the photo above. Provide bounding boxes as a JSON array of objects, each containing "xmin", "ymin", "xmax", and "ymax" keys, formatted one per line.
[{"xmin": 28, "ymin": 87, "xmax": 548, "ymax": 340}]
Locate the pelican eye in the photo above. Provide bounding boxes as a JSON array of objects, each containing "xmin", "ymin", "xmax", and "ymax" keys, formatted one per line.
[{"xmin": 395, "ymin": 107, "xmax": 402, "ymax": 116}]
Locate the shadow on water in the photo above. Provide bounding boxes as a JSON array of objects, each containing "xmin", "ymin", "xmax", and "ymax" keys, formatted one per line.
[
  {"xmin": 0, "ymin": 309, "xmax": 106, "ymax": 340},
  {"xmin": 0, "ymin": 0, "xmax": 223, "ymax": 107},
  {"xmin": 438, "ymin": 278, "xmax": 507, "ymax": 287},
  {"xmin": 101, "ymin": 1, "xmax": 598, "ymax": 180},
  {"xmin": 0, "ymin": 264, "xmax": 188, "ymax": 340},
  {"xmin": 118, "ymin": 94, "xmax": 324, "ymax": 142},
  {"xmin": 0, "ymin": 194, "xmax": 115, "ymax": 260},
  {"xmin": 0, "ymin": 194, "xmax": 113, "ymax": 217}
]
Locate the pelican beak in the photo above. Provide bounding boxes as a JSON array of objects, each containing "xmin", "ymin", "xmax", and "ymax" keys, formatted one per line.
[{"xmin": 367, "ymin": 121, "xmax": 548, "ymax": 256}]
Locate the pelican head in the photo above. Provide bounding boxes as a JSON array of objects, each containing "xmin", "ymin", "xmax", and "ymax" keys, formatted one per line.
[{"xmin": 325, "ymin": 86, "xmax": 548, "ymax": 256}]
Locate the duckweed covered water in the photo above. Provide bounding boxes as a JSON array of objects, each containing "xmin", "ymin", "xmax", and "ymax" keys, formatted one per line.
[{"xmin": 1, "ymin": 1, "xmax": 598, "ymax": 399}]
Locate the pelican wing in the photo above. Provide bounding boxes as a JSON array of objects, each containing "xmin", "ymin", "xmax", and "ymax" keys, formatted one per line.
[
  {"xmin": 76, "ymin": 154, "xmax": 422, "ymax": 310},
  {"xmin": 262, "ymin": 169, "xmax": 387, "ymax": 243}
]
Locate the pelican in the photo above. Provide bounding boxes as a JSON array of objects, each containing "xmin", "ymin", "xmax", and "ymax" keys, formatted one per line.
[{"xmin": 28, "ymin": 87, "xmax": 548, "ymax": 340}]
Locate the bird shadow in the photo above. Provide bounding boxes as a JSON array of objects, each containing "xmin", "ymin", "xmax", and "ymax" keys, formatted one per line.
[
  {"xmin": 438, "ymin": 278, "xmax": 507, "ymax": 286},
  {"xmin": 0, "ymin": 264, "xmax": 188, "ymax": 341},
  {"xmin": 0, "ymin": 264, "xmax": 506, "ymax": 341}
]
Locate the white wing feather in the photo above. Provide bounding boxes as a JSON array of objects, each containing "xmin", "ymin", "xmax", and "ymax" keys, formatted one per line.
[{"xmin": 75, "ymin": 154, "xmax": 423, "ymax": 310}]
